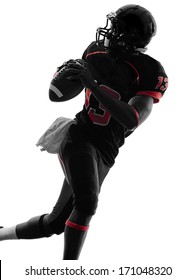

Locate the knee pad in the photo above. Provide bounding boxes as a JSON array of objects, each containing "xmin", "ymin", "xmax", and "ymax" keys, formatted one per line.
[
  {"xmin": 42, "ymin": 215, "xmax": 64, "ymax": 236},
  {"xmin": 16, "ymin": 214, "xmax": 52, "ymax": 239},
  {"xmin": 74, "ymin": 193, "xmax": 98, "ymax": 215}
]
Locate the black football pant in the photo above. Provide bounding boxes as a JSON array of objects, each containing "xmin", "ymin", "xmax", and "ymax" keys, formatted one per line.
[{"xmin": 16, "ymin": 124, "xmax": 110, "ymax": 242}]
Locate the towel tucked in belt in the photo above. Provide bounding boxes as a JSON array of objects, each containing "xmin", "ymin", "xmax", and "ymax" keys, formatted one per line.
[{"xmin": 36, "ymin": 117, "xmax": 75, "ymax": 154}]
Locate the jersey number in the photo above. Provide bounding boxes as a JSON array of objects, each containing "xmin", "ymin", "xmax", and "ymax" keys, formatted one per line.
[
  {"xmin": 85, "ymin": 85, "xmax": 121, "ymax": 126},
  {"xmin": 155, "ymin": 76, "xmax": 168, "ymax": 91}
]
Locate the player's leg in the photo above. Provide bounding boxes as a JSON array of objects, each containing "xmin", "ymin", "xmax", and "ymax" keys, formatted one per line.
[
  {"xmin": 42, "ymin": 179, "xmax": 73, "ymax": 236},
  {"xmin": 0, "ymin": 178, "xmax": 73, "ymax": 241},
  {"xmin": 62, "ymin": 152, "xmax": 97, "ymax": 260},
  {"xmin": 0, "ymin": 226, "xmax": 18, "ymax": 241},
  {"xmin": 60, "ymin": 146, "xmax": 109, "ymax": 260}
]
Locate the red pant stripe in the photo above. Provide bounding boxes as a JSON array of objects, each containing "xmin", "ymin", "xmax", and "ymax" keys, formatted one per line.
[{"xmin": 65, "ymin": 220, "xmax": 89, "ymax": 231}]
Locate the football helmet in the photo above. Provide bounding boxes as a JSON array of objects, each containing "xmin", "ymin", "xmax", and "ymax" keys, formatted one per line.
[{"xmin": 96, "ymin": 4, "xmax": 156, "ymax": 51}]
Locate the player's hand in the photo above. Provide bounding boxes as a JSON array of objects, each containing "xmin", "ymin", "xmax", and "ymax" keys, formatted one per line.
[
  {"xmin": 53, "ymin": 59, "xmax": 76, "ymax": 78},
  {"xmin": 66, "ymin": 60, "xmax": 97, "ymax": 90},
  {"xmin": 55, "ymin": 59, "xmax": 82, "ymax": 73}
]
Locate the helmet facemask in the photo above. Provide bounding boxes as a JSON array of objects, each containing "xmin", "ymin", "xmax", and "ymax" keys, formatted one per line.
[{"xmin": 96, "ymin": 12, "xmax": 118, "ymax": 48}]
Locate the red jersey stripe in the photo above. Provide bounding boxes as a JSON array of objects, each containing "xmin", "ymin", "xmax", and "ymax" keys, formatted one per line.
[
  {"xmin": 85, "ymin": 51, "xmax": 108, "ymax": 58},
  {"xmin": 124, "ymin": 61, "xmax": 140, "ymax": 85}
]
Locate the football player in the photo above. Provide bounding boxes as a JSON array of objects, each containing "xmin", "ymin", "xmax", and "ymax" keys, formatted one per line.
[{"xmin": 0, "ymin": 5, "xmax": 168, "ymax": 259}]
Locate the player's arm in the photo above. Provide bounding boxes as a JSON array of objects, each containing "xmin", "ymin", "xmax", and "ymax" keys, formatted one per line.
[
  {"xmin": 67, "ymin": 61, "xmax": 153, "ymax": 130},
  {"xmin": 88, "ymin": 85, "xmax": 153, "ymax": 130}
]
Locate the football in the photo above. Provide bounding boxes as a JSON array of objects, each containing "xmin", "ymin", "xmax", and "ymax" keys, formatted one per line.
[{"xmin": 49, "ymin": 64, "xmax": 84, "ymax": 102}]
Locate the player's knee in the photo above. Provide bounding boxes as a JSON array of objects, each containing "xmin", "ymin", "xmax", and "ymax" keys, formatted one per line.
[
  {"xmin": 42, "ymin": 215, "xmax": 64, "ymax": 236},
  {"xmin": 75, "ymin": 194, "xmax": 99, "ymax": 215}
]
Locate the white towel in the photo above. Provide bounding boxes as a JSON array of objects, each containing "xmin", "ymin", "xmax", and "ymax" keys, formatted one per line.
[{"xmin": 36, "ymin": 117, "xmax": 75, "ymax": 154}]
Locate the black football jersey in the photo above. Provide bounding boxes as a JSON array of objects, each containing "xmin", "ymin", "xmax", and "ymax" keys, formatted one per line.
[{"xmin": 75, "ymin": 42, "xmax": 168, "ymax": 166}]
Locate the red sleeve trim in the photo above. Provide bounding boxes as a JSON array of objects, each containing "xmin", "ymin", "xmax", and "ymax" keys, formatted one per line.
[
  {"xmin": 65, "ymin": 220, "xmax": 89, "ymax": 231},
  {"xmin": 85, "ymin": 51, "xmax": 108, "ymax": 58},
  {"xmin": 136, "ymin": 91, "xmax": 162, "ymax": 103}
]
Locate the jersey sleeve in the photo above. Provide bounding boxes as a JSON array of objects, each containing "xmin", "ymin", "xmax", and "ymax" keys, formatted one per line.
[{"xmin": 136, "ymin": 59, "xmax": 168, "ymax": 103}]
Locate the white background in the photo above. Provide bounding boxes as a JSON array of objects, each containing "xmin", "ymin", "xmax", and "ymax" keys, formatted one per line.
[{"xmin": 0, "ymin": 0, "xmax": 194, "ymax": 279}]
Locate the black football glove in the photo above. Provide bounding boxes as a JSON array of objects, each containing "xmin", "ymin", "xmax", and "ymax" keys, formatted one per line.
[{"xmin": 66, "ymin": 59, "xmax": 97, "ymax": 90}]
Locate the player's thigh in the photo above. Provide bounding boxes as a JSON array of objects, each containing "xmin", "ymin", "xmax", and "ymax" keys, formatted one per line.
[{"xmin": 64, "ymin": 148, "xmax": 100, "ymax": 196}]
